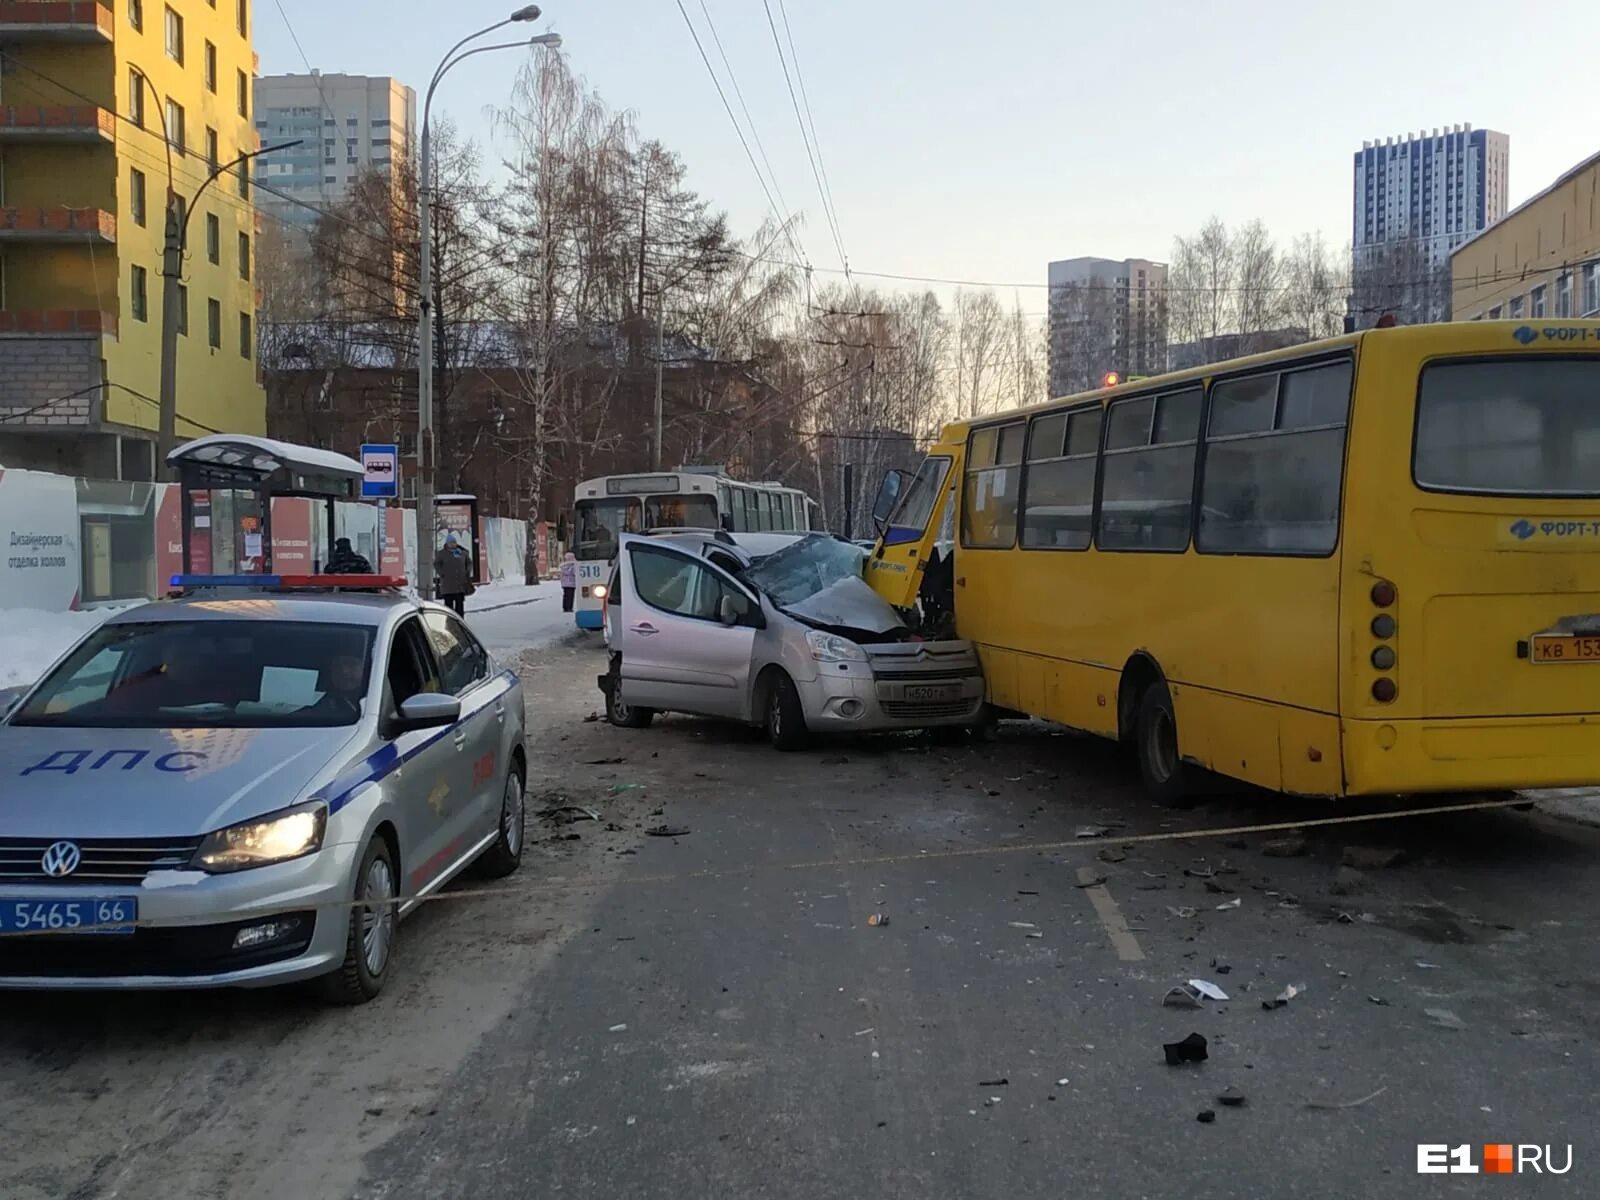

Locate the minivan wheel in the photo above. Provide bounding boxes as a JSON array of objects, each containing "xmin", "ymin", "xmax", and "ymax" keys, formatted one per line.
[
  {"xmin": 1135, "ymin": 683, "xmax": 1194, "ymax": 805},
  {"xmin": 765, "ymin": 672, "xmax": 809, "ymax": 751},
  {"xmin": 606, "ymin": 661, "xmax": 654, "ymax": 729}
]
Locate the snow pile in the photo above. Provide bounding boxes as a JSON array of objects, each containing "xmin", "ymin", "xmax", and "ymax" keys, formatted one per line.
[
  {"xmin": 463, "ymin": 580, "xmax": 580, "ymax": 657},
  {"xmin": 0, "ymin": 606, "xmax": 132, "ymax": 689}
]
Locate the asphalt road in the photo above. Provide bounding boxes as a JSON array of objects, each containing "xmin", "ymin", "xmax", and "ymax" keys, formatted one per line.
[{"xmin": 3, "ymin": 635, "xmax": 1597, "ymax": 1198}]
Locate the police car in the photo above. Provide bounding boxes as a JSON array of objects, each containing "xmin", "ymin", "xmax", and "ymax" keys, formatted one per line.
[{"xmin": 0, "ymin": 577, "xmax": 527, "ymax": 1003}]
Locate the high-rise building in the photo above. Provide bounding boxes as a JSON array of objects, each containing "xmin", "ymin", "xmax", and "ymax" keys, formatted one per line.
[
  {"xmin": 0, "ymin": 0, "xmax": 265, "ymax": 478},
  {"xmin": 1047, "ymin": 256, "xmax": 1167, "ymax": 397},
  {"xmin": 1351, "ymin": 125, "xmax": 1509, "ymax": 323},
  {"xmin": 253, "ymin": 72, "xmax": 415, "ymax": 231}
]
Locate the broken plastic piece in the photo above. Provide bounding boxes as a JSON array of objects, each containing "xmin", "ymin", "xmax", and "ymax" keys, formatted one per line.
[
  {"xmin": 1188, "ymin": 979, "xmax": 1230, "ymax": 1001},
  {"xmin": 1261, "ymin": 982, "xmax": 1305, "ymax": 1010},
  {"xmin": 1217, "ymin": 1086, "xmax": 1246, "ymax": 1107},
  {"xmin": 1163, "ymin": 1032, "xmax": 1208, "ymax": 1065},
  {"xmin": 1367, "ymin": 995, "xmax": 1388, "ymax": 1006},
  {"xmin": 1425, "ymin": 1007, "xmax": 1466, "ymax": 1031},
  {"xmin": 1163, "ymin": 986, "xmax": 1201, "ymax": 1009},
  {"xmin": 1166, "ymin": 905, "xmax": 1198, "ymax": 919},
  {"xmin": 978, "ymin": 1078, "xmax": 1009, "ymax": 1087},
  {"xmin": 609, "ymin": 1023, "xmax": 628, "ymax": 1032},
  {"xmin": 868, "ymin": 913, "xmax": 890, "ymax": 927},
  {"xmin": 1097, "ymin": 846, "xmax": 1127, "ymax": 863},
  {"xmin": 644, "ymin": 824, "xmax": 690, "ymax": 837},
  {"xmin": 1008, "ymin": 921, "xmax": 1037, "ymax": 929},
  {"xmin": 1215, "ymin": 898, "xmax": 1242, "ymax": 911},
  {"xmin": 609, "ymin": 782, "xmax": 644, "ymax": 794},
  {"xmin": 1075, "ymin": 824, "xmax": 1113, "ymax": 838},
  {"xmin": 1196, "ymin": 1109, "xmax": 1216, "ymax": 1123}
]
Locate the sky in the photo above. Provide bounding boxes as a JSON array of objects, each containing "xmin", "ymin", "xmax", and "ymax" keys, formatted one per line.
[{"xmin": 255, "ymin": 0, "xmax": 1600, "ymax": 305}]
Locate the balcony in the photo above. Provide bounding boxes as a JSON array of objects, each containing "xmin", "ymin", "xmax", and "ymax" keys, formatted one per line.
[
  {"xmin": 0, "ymin": 1, "xmax": 113, "ymax": 42},
  {"xmin": 0, "ymin": 206, "xmax": 115, "ymax": 243},
  {"xmin": 0, "ymin": 103, "xmax": 115, "ymax": 143},
  {"xmin": 0, "ymin": 308, "xmax": 117, "ymax": 336}
]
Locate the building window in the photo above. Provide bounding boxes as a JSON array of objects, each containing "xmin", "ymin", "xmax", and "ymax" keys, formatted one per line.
[
  {"xmin": 1584, "ymin": 264, "xmax": 1600, "ymax": 316},
  {"xmin": 130, "ymin": 167, "xmax": 147, "ymax": 227},
  {"xmin": 237, "ymin": 0, "xmax": 248, "ymax": 36},
  {"xmin": 240, "ymin": 313, "xmax": 253, "ymax": 359},
  {"xmin": 1556, "ymin": 273, "xmax": 1573, "ymax": 318},
  {"xmin": 205, "ymin": 41, "xmax": 217, "ymax": 92},
  {"xmin": 205, "ymin": 212, "xmax": 220, "ymax": 264},
  {"xmin": 128, "ymin": 68, "xmax": 146, "ymax": 128},
  {"xmin": 1509, "ymin": 295, "xmax": 1525, "ymax": 318},
  {"xmin": 237, "ymin": 69, "xmax": 248, "ymax": 118},
  {"xmin": 205, "ymin": 126, "xmax": 219, "ymax": 171},
  {"xmin": 1530, "ymin": 285, "xmax": 1547, "ymax": 319},
  {"xmin": 236, "ymin": 155, "xmax": 249, "ymax": 199},
  {"xmin": 177, "ymin": 284, "xmax": 189, "ymax": 336},
  {"xmin": 164, "ymin": 6, "xmax": 183, "ymax": 63},
  {"xmin": 165, "ymin": 98, "xmax": 185, "ymax": 155},
  {"xmin": 207, "ymin": 299, "xmax": 222, "ymax": 349},
  {"xmin": 131, "ymin": 265, "xmax": 149, "ymax": 322},
  {"xmin": 238, "ymin": 232, "xmax": 250, "ymax": 280},
  {"xmin": 129, "ymin": 0, "xmax": 143, "ymax": 31},
  {"xmin": 398, "ymin": 431, "xmax": 417, "ymax": 456},
  {"xmin": 323, "ymin": 175, "xmax": 336, "ymax": 183},
  {"xmin": 1488, "ymin": 305, "xmax": 1502, "ymax": 319}
]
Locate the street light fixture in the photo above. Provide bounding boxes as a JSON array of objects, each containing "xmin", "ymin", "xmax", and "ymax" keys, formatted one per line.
[{"xmin": 416, "ymin": 8, "xmax": 561, "ymax": 598}]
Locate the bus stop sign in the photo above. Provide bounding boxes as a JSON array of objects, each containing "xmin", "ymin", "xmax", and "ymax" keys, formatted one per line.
[{"xmin": 361, "ymin": 444, "xmax": 400, "ymax": 499}]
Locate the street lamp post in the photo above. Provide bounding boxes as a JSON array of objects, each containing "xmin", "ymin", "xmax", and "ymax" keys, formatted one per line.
[{"xmin": 417, "ymin": 5, "xmax": 561, "ymax": 599}]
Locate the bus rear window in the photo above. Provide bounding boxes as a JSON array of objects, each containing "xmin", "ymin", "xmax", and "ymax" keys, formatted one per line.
[{"xmin": 1415, "ymin": 359, "xmax": 1600, "ymax": 496}]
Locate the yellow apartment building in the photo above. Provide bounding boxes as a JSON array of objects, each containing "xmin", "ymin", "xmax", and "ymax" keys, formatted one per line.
[
  {"xmin": 0, "ymin": 0, "xmax": 264, "ymax": 479},
  {"xmin": 1452, "ymin": 149, "xmax": 1600, "ymax": 324}
]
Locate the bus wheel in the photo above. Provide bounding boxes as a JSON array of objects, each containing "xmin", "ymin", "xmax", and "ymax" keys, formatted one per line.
[{"xmin": 1136, "ymin": 683, "xmax": 1193, "ymax": 804}]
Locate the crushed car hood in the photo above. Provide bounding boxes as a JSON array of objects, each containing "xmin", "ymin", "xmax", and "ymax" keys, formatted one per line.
[
  {"xmin": 780, "ymin": 575, "xmax": 905, "ymax": 636},
  {"xmin": 0, "ymin": 725, "xmax": 360, "ymax": 838}
]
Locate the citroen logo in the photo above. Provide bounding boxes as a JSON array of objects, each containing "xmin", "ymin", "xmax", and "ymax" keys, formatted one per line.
[{"xmin": 41, "ymin": 840, "xmax": 81, "ymax": 878}]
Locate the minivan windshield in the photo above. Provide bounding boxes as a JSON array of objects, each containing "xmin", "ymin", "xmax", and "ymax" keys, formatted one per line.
[
  {"xmin": 10, "ymin": 621, "xmax": 375, "ymax": 729},
  {"xmin": 742, "ymin": 534, "xmax": 869, "ymax": 606}
]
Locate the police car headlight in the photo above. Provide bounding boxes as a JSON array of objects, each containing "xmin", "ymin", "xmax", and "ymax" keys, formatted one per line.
[
  {"xmin": 805, "ymin": 630, "xmax": 867, "ymax": 662},
  {"xmin": 194, "ymin": 801, "xmax": 327, "ymax": 873}
]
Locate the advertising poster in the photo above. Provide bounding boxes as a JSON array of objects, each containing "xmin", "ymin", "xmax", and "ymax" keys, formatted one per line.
[
  {"xmin": 269, "ymin": 497, "xmax": 314, "ymax": 572},
  {"xmin": 155, "ymin": 483, "xmax": 183, "ymax": 588},
  {"xmin": 0, "ymin": 469, "xmax": 81, "ymax": 610}
]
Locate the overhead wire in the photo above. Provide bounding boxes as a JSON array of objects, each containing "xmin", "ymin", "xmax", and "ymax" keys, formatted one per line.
[
  {"xmin": 760, "ymin": 0, "xmax": 846, "ymax": 273},
  {"xmin": 774, "ymin": 0, "xmax": 844, "ymax": 271},
  {"xmin": 672, "ymin": 0, "xmax": 810, "ymax": 270}
]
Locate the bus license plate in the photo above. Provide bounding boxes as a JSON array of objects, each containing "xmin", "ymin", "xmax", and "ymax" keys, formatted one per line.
[
  {"xmin": 903, "ymin": 683, "xmax": 961, "ymax": 702},
  {"xmin": 0, "ymin": 897, "xmax": 138, "ymax": 935},
  {"xmin": 1530, "ymin": 634, "xmax": 1600, "ymax": 664}
]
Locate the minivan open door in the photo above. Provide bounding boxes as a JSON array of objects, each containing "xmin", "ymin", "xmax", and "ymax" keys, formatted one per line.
[{"xmin": 865, "ymin": 437, "xmax": 964, "ymax": 611}]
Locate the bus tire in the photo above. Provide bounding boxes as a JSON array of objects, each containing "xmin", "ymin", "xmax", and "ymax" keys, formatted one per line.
[
  {"xmin": 606, "ymin": 661, "xmax": 654, "ymax": 729},
  {"xmin": 1135, "ymin": 683, "xmax": 1193, "ymax": 804},
  {"xmin": 765, "ymin": 671, "xmax": 809, "ymax": 751}
]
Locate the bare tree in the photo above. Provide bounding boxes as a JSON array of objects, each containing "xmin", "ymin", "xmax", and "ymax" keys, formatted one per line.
[
  {"xmin": 1281, "ymin": 232, "xmax": 1349, "ymax": 340},
  {"xmin": 1233, "ymin": 218, "xmax": 1282, "ymax": 350}
]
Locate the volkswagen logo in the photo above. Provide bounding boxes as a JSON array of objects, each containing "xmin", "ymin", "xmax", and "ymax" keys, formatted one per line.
[{"xmin": 41, "ymin": 840, "xmax": 81, "ymax": 878}]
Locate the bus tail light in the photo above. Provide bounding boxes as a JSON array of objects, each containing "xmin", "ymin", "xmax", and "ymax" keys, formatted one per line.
[
  {"xmin": 1371, "ymin": 678, "xmax": 1398, "ymax": 703},
  {"xmin": 1371, "ymin": 646, "xmax": 1396, "ymax": 670},
  {"xmin": 1370, "ymin": 580, "xmax": 1397, "ymax": 607}
]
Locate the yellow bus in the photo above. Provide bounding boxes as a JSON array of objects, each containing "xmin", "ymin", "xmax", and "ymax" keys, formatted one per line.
[{"xmin": 866, "ymin": 321, "xmax": 1600, "ymax": 801}]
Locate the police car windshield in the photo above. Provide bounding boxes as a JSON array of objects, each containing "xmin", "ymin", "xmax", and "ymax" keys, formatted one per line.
[{"xmin": 11, "ymin": 621, "xmax": 376, "ymax": 729}]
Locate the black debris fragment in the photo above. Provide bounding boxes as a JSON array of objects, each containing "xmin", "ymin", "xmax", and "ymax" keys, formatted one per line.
[
  {"xmin": 1217, "ymin": 1086, "xmax": 1247, "ymax": 1107},
  {"xmin": 1196, "ymin": 1109, "xmax": 1216, "ymax": 1124},
  {"xmin": 978, "ymin": 1078, "xmax": 1009, "ymax": 1087},
  {"xmin": 644, "ymin": 824, "xmax": 690, "ymax": 838},
  {"xmin": 1163, "ymin": 1033, "xmax": 1208, "ymax": 1066}
]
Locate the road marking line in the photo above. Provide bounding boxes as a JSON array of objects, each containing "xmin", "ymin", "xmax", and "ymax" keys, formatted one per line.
[{"xmin": 1076, "ymin": 867, "xmax": 1146, "ymax": 962}]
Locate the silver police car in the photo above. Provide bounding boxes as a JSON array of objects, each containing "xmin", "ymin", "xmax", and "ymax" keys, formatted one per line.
[{"xmin": 0, "ymin": 587, "xmax": 526, "ymax": 1002}]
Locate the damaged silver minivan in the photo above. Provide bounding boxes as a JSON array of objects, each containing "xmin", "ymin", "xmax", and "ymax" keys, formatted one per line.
[{"xmin": 597, "ymin": 531, "xmax": 984, "ymax": 749}]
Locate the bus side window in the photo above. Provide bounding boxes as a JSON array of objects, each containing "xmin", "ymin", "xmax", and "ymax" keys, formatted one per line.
[
  {"xmin": 1097, "ymin": 388, "xmax": 1200, "ymax": 552},
  {"xmin": 1198, "ymin": 361, "xmax": 1352, "ymax": 556},
  {"xmin": 962, "ymin": 421, "xmax": 1025, "ymax": 548},
  {"xmin": 1022, "ymin": 406, "xmax": 1101, "ymax": 550}
]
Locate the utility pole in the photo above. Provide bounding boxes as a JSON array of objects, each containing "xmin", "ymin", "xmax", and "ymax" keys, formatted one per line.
[{"xmin": 652, "ymin": 304, "xmax": 664, "ymax": 471}]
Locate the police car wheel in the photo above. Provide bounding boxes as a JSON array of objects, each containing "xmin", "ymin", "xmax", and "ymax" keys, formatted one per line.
[
  {"xmin": 322, "ymin": 835, "xmax": 398, "ymax": 1005},
  {"xmin": 477, "ymin": 762, "xmax": 525, "ymax": 878}
]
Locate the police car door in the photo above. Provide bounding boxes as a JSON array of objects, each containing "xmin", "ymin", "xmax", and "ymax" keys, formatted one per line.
[
  {"xmin": 382, "ymin": 615, "xmax": 464, "ymax": 893},
  {"xmin": 422, "ymin": 611, "xmax": 506, "ymax": 849}
]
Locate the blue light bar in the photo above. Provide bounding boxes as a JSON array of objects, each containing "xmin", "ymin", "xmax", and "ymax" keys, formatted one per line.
[{"xmin": 171, "ymin": 574, "xmax": 283, "ymax": 588}]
